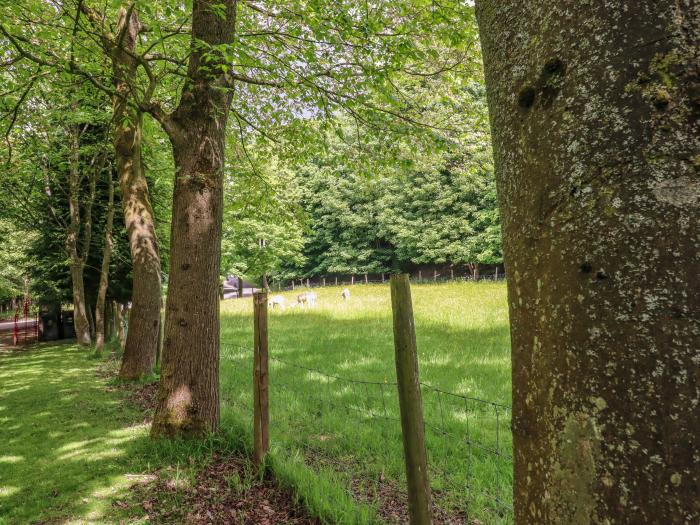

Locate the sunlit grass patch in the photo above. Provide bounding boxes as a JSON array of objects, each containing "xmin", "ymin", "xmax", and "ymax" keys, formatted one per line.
[
  {"xmin": 221, "ymin": 281, "xmax": 513, "ymax": 524},
  {"xmin": 0, "ymin": 344, "xmax": 215, "ymax": 525}
]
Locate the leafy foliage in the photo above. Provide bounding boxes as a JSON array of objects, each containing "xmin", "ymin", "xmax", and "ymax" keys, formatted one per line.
[{"xmin": 221, "ymin": 145, "xmax": 305, "ymax": 282}]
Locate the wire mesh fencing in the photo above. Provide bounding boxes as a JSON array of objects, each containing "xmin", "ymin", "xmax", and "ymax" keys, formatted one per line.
[{"xmin": 220, "ymin": 341, "xmax": 513, "ymax": 525}]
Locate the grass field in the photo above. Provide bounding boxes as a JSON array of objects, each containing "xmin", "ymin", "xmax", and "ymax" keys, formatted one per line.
[
  {"xmin": 0, "ymin": 344, "xmax": 151, "ymax": 524},
  {"xmin": 220, "ymin": 281, "xmax": 513, "ymax": 524},
  {"xmin": 1, "ymin": 281, "xmax": 511, "ymax": 524},
  {"xmin": 0, "ymin": 344, "xmax": 243, "ymax": 525}
]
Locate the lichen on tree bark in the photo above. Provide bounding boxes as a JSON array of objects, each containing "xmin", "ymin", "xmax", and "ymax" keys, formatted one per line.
[{"xmin": 476, "ymin": 1, "xmax": 699, "ymax": 522}]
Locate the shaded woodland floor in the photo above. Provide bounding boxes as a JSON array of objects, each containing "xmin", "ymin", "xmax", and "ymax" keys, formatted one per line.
[{"xmin": 0, "ymin": 344, "xmax": 318, "ymax": 524}]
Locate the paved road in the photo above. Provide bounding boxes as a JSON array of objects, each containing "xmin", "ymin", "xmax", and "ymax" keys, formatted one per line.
[{"xmin": 0, "ymin": 319, "xmax": 37, "ymax": 332}]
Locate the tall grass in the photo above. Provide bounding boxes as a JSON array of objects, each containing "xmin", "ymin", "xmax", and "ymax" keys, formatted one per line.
[{"xmin": 220, "ymin": 281, "xmax": 513, "ymax": 524}]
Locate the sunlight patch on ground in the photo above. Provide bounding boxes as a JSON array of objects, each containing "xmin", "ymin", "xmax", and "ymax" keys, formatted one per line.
[
  {"xmin": 57, "ymin": 439, "xmax": 96, "ymax": 452},
  {"xmin": 0, "ymin": 486, "xmax": 19, "ymax": 497},
  {"xmin": 107, "ymin": 422, "xmax": 150, "ymax": 437}
]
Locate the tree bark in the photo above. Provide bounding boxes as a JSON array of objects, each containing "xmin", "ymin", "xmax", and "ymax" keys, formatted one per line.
[
  {"xmin": 95, "ymin": 169, "xmax": 115, "ymax": 354},
  {"xmin": 105, "ymin": 300, "xmax": 114, "ymax": 341},
  {"xmin": 115, "ymin": 301, "xmax": 126, "ymax": 352},
  {"xmin": 151, "ymin": 0, "xmax": 237, "ymax": 438},
  {"xmin": 476, "ymin": 2, "xmax": 699, "ymax": 523},
  {"xmin": 66, "ymin": 125, "xmax": 91, "ymax": 346},
  {"xmin": 110, "ymin": 8, "xmax": 162, "ymax": 379}
]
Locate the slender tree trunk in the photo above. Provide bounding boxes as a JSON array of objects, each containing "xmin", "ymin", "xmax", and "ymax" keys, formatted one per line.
[
  {"xmin": 262, "ymin": 274, "xmax": 270, "ymax": 292},
  {"xmin": 115, "ymin": 302, "xmax": 126, "ymax": 352},
  {"xmin": 95, "ymin": 170, "xmax": 115, "ymax": 354},
  {"xmin": 115, "ymin": 114, "xmax": 162, "ymax": 378},
  {"xmin": 237, "ymin": 276, "xmax": 244, "ymax": 298},
  {"xmin": 105, "ymin": 301, "xmax": 114, "ymax": 341},
  {"xmin": 110, "ymin": 8, "xmax": 162, "ymax": 379},
  {"xmin": 157, "ymin": 298, "xmax": 164, "ymax": 367},
  {"xmin": 476, "ymin": 2, "xmax": 699, "ymax": 523},
  {"xmin": 66, "ymin": 125, "xmax": 91, "ymax": 346},
  {"xmin": 151, "ymin": 0, "xmax": 237, "ymax": 438},
  {"xmin": 87, "ymin": 304, "xmax": 96, "ymax": 340}
]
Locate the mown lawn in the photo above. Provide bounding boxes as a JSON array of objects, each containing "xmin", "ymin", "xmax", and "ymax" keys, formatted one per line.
[
  {"xmin": 220, "ymin": 281, "xmax": 513, "ymax": 524},
  {"xmin": 0, "ymin": 344, "xmax": 151, "ymax": 524},
  {"xmin": 0, "ymin": 344, "xmax": 233, "ymax": 525}
]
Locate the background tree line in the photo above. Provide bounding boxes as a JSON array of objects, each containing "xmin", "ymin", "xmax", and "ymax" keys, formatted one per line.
[{"xmin": 222, "ymin": 82, "xmax": 501, "ymax": 287}]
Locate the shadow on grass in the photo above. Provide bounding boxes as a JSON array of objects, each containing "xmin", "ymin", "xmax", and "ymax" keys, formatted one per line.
[
  {"xmin": 0, "ymin": 344, "xmax": 144, "ymax": 523},
  {"xmin": 218, "ymin": 285, "xmax": 514, "ymax": 524},
  {"xmin": 0, "ymin": 343, "xmax": 189, "ymax": 524}
]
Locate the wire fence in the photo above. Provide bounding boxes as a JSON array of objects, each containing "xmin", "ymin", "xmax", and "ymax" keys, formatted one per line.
[
  {"xmin": 273, "ymin": 272, "xmax": 507, "ymax": 293},
  {"xmin": 220, "ymin": 341, "xmax": 513, "ymax": 525}
]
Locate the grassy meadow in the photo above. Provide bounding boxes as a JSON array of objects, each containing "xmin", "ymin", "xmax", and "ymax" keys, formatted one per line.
[
  {"xmin": 0, "ymin": 344, "xmax": 244, "ymax": 525},
  {"xmin": 0, "ymin": 344, "xmax": 151, "ymax": 524},
  {"xmin": 220, "ymin": 281, "xmax": 513, "ymax": 524}
]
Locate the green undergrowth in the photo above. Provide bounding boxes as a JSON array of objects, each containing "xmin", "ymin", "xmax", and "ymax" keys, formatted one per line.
[{"xmin": 221, "ymin": 408, "xmax": 381, "ymax": 524}]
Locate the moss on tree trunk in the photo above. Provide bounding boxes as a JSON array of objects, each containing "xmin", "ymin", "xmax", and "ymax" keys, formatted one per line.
[{"xmin": 109, "ymin": 8, "xmax": 162, "ymax": 379}]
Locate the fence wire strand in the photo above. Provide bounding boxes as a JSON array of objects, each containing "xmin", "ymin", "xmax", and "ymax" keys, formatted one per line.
[{"xmin": 221, "ymin": 341, "xmax": 513, "ymax": 524}]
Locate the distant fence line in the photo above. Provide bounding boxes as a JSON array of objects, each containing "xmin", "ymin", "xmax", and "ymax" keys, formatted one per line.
[
  {"xmin": 220, "ymin": 275, "xmax": 513, "ymax": 524},
  {"xmin": 273, "ymin": 266, "xmax": 506, "ymax": 292}
]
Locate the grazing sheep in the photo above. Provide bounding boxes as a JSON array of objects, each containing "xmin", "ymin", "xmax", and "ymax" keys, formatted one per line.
[
  {"xmin": 268, "ymin": 295, "xmax": 286, "ymax": 310},
  {"xmin": 291, "ymin": 291, "xmax": 317, "ymax": 308},
  {"xmin": 307, "ymin": 291, "xmax": 317, "ymax": 307},
  {"xmin": 341, "ymin": 288, "xmax": 351, "ymax": 300}
]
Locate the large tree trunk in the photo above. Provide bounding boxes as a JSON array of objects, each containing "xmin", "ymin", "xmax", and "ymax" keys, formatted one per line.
[
  {"xmin": 111, "ymin": 8, "xmax": 162, "ymax": 379},
  {"xmin": 95, "ymin": 170, "xmax": 115, "ymax": 354},
  {"xmin": 66, "ymin": 125, "xmax": 91, "ymax": 346},
  {"xmin": 151, "ymin": 0, "xmax": 236, "ymax": 438},
  {"xmin": 476, "ymin": 2, "xmax": 699, "ymax": 523},
  {"xmin": 115, "ymin": 115, "xmax": 162, "ymax": 378}
]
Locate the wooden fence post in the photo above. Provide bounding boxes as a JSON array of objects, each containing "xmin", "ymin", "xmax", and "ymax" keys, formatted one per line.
[
  {"xmin": 351, "ymin": 275, "xmax": 355, "ymax": 285},
  {"xmin": 253, "ymin": 291, "xmax": 269, "ymax": 467},
  {"xmin": 390, "ymin": 274, "xmax": 433, "ymax": 525},
  {"xmin": 335, "ymin": 276, "xmax": 338, "ymax": 286},
  {"xmin": 365, "ymin": 273, "xmax": 368, "ymax": 284},
  {"xmin": 323, "ymin": 277, "xmax": 326, "ymax": 287}
]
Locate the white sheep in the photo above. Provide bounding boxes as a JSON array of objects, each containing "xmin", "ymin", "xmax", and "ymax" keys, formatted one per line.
[
  {"xmin": 291, "ymin": 291, "xmax": 317, "ymax": 308},
  {"xmin": 341, "ymin": 288, "xmax": 351, "ymax": 300},
  {"xmin": 268, "ymin": 295, "xmax": 286, "ymax": 310}
]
